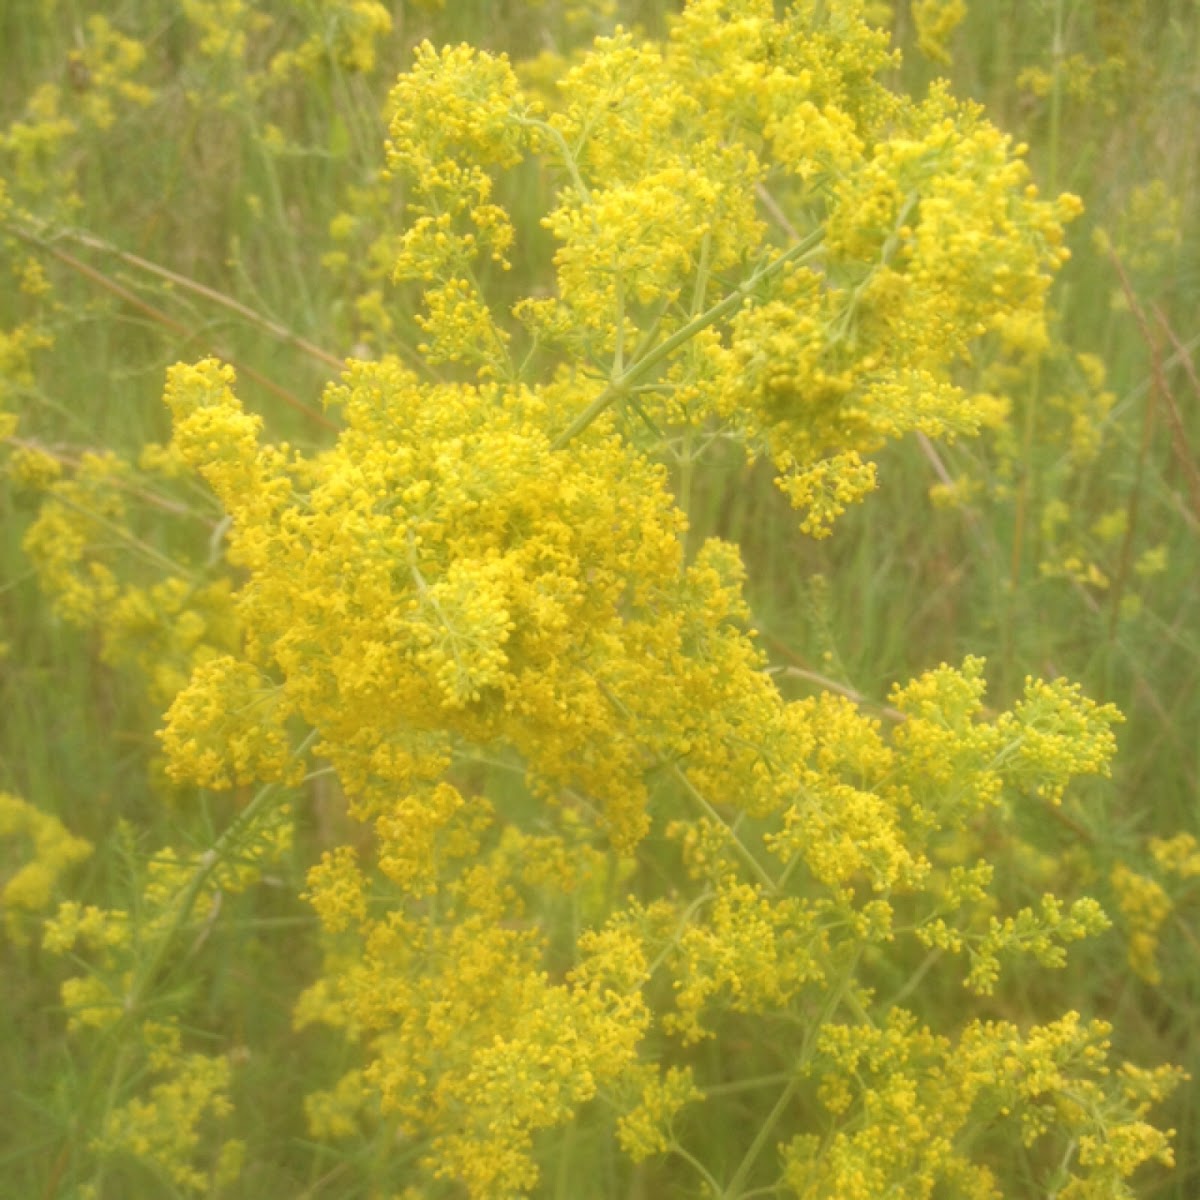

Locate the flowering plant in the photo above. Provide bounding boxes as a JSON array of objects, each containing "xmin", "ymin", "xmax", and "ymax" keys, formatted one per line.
[{"xmin": 2, "ymin": 2, "xmax": 1184, "ymax": 1196}]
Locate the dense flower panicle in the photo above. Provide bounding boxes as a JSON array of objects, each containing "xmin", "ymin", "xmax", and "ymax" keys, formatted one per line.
[
  {"xmin": 368, "ymin": 0, "xmax": 1082, "ymax": 533},
  {"xmin": 298, "ymin": 808, "xmax": 650, "ymax": 1197},
  {"xmin": 163, "ymin": 359, "xmax": 297, "ymax": 556},
  {"xmin": 615, "ymin": 1063, "xmax": 703, "ymax": 1161},
  {"xmin": 385, "ymin": 42, "xmax": 529, "ymax": 372},
  {"xmin": 784, "ymin": 1009, "xmax": 1180, "ymax": 1199},
  {"xmin": 159, "ymin": 655, "xmax": 301, "ymax": 788},
  {"xmin": 660, "ymin": 879, "xmax": 829, "ymax": 1043},
  {"xmin": 165, "ymin": 355, "xmax": 805, "ymax": 849}
]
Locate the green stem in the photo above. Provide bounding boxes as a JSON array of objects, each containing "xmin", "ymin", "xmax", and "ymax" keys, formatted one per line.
[
  {"xmin": 594, "ymin": 678, "xmax": 779, "ymax": 892},
  {"xmin": 702, "ymin": 1071, "xmax": 793, "ymax": 1099},
  {"xmin": 241, "ymin": 83, "xmax": 318, "ymax": 332},
  {"xmin": 679, "ymin": 424, "xmax": 695, "ymax": 559},
  {"xmin": 1047, "ymin": 0, "xmax": 1066, "ymax": 195},
  {"xmin": 675, "ymin": 232, "xmax": 709, "ymax": 554},
  {"xmin": 88, "ymin": 742, "xmax": 311, "ymax": 1193},
  {"xmin": 126, "ymin": 731, "xmax": 314, "ymax": 1010},
  {"xmin": 718, "ymin": 952, "xmax": 861, "ymax": 1199},
  {"xmin": 550, "ymin": 229, "xmax": 825, "ymax": 451},
  {"xmin": 49, "ymin": 492, "xmax": 195, "ymax": 580},
  {"xmin": 719, "ymin": 1071, "xmax": 803, "ymax": 1200},
  {"xmin": 1005, "ymin": 352, "xmax": 1041, "ymax": 684},
  {"xmin": 646, "ymin": 887, "xmax": 715, "ymax": 979},
  {"xmin": 671, "ymin": 1139, "xmax": 724, "ymax": 1195},
  {"xmin": 613, "ymin": 272, "xmax": 626, "ymax": 377},
  {"xmin": 666, "ymin": 759, "xmax": 779, "ymax": 895},
  {"xmin": 517, "ymin": 114, "xmax": 593, "ymax": 206}
]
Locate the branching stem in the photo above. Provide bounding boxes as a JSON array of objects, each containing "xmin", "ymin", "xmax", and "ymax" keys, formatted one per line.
[{"xmin": 551, "ymin": 229, "xmax": 825, "ymax": 450}]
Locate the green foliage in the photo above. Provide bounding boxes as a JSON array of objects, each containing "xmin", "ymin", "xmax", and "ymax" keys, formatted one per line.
[{"xmin": 2, "ymin": 1, "xmax": 1198, "ymax": 1197}]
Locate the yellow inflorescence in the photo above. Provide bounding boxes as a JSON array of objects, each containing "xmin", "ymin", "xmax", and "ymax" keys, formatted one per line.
[
  {"xmin": 4, "ymin": 2, "xmax": 1184, "ymax": 1196},
  {"xmin": 0, "ymin": 792, "xmax": 92, "ymax": 943},
  {"xmin": 141, "ymin": 4, "xmax": 1174, "ymax": 1190}
]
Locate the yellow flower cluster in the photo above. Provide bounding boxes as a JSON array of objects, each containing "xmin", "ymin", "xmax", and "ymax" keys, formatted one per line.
[
  {"xmin": 269, "ymin": 1, "xmax": 393, "ymax": 79},
  {"xmin": 0, "ymin": 315, "xmax": 54, "ymax": 438},
  {"xmin": 89, "ymin": 1047, "xmax": 245, "ymax": 1196},
  {"xmin": 1097, "ymin": 177, "xmax": 1186, "ymax": 285},
  {"xmin": 17, "ymin": 445, "xmax": 241, "ymax": 706},
  {"xmin": 1112, "ymin": 832, "xmax": 1200, "ymax": 986},
  {"xmin": 5, "ymin": 1, "xmax": 1181, "ymax": 1195},
  {"xmin": 1013, "ymin": 0, "xmax": 1158, "ymax": 120},
  {"xmin": 21, "ymin": 450, "xmax": 129, "ymax": 625},
  {"xmin": 0, "ymin": 15, "xmax": 152, "ymax": 217},
  {"xmin": 615, "ymin": 1064, "xmax": 702, "ymax": 1161},
  {"xmin": 305, "ymin": 1, "xmax": 1085, "ymax": 531},
  {"xmin": 912, "ymin": 0, "xmax": 968, "ymax": 66},
  {"xmin": 160, "ymin": 355, "xmax": 706, "ymax": 847},
  {"xmin": 0, "ymin": 791, "xmax": 92, "ymax": 943},
  {"xmin": 786, "ymin": 1008, "xmax": 1180, "ymax": 1198},
  {"xmin": 297, "ymin": 800, "xmax": 649, "ymax": 1196},
  {"xmin": 176, "ymin": 0, "xmax": 394, "ymax": 103},
  {"xmin": 143, "ymin": 4, "xmax": 1179, "ymax": 1191},
  {"xmin": 40, "ymin": 782, "xmax": 293, "ymax": 1192},
  {"xmin": 1112, "ymin": 863, "xmax": 1173, "ymax": 986},
  {"xmin": 168, "ymin": 330, "xmax": 1154, "ymax": 1190},
  {"xmin": 179, "ymin": 0, "xmax": 269, "ymax": 67},
  {"xmin": 386, "ymin": 42, "xmax": 528, "ymax": 372}
]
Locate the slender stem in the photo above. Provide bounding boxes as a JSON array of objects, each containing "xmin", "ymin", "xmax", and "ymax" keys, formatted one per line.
[
  {"xmin": 679, "ymin": 424, "xmax": 694, "ymax": 559},
  {"xmin": 613, "ymin": 273, "xmax": 627, "ymax": 377},
  {"xmin": 884, "ymin": 946, "xmax": 944, "ymax": 1009},
  {"xmin": 47, "ymin": 491, "xmax": 195, "ymax": 579},
  {"xmin": 550, "ymin": 229, "xmax": 825, "ymax": 451},
  {"xmin": 1005, "ymin": 352, "xmax": 1040, "ymax": 680},
  {"xmin": 594, "ymin": 677, "xmax": 778, "ymax": 892},
  {"xmin": 646, "ymin": 887, "xmax": 715, "ymax": 979},
  {"xmin": 124, "ymin": 752, "xmax": 308, "ymax": 1009},
  {"xmin": 19, "ymin": 221, "xmax": 345, "ymax": 370},
  {"xmin": 718, "ymin": 951, "xmax": 860, "ymax": 1199},
  {"xmin": 670, "ymin": 1139, "xmax": 724, "ymax": 1195},
  {"xmin": 1151, "ymin": 308, "xmax": 1200, "ymax": 527},
  {"xmin": 517, "ymin": 114, "xmax": 593, "ymax": 206},
  {"xmin": 88, "ymin": 1042, "xmax": 134, "ymax": 1195},
  {"xmin": 719, "ymin": 1072, "xmax": 803, "ymax": 1199},
  {"xmin": 690, "ymin": 232, "xmax": 714, "ymax": 319},
  {"xmin": 666, "ymin": 758, "xmax": 778, "ymax": 895},
  {"xmin": 702, "ymin": 1071, "xmax": 793, "ymax": 1099},
  {"xmin": 7, "ymin": 226, "xmax": 338, "ymax": 431},
  {"xmin": 676, "ymin": 232, "xmax": 714, "ymax": 557},
  {"xmin": 408, "ymin": 531, "xmax": 477, "ymax": 693},
  {"xmin": 240, "ymin": 80, "xmax": 318, "ymax": 332},
  {"xmin": 1047, "ymin": 0, "xmax": 1065, "ymax": 195}
]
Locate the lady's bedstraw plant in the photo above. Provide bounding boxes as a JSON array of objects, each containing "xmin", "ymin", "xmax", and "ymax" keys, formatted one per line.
[{"xmin": 18, "ymin": 1, "xmax": 1180, "ymax": 1196}]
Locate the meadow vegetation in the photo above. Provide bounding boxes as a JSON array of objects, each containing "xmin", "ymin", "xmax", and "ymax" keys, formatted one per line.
[{"xmin": 1, "ymin": 1, "xmax": 1198, "ymax": 1197}]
